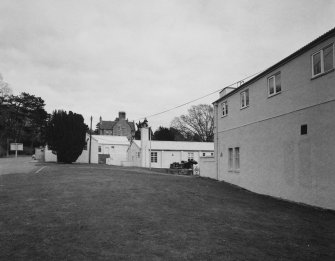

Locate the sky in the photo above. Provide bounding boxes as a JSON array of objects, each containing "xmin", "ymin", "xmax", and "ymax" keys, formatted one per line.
[{"xmin": 0, "ymin": 0, "xmax": 334, "ymax": 130}]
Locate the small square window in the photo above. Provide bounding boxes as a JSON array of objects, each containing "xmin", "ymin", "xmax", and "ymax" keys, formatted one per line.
[
  {"xmin": 151, "ymin": 152, "xmax": 157, "ymax": 163},
  {"xmin": 301, "ymin": 124, "xmax": 308, "ymax": 135}
]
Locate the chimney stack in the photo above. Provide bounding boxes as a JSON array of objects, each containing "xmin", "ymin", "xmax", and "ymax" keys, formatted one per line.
[{"xmin": 119, "ymin": 111, "xmax": 126, "ymax": 120}]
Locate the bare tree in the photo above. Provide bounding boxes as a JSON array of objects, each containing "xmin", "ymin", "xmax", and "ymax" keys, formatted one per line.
[
  {"xmin": 0, "ymin": 73, "xmax": 12, "ymax": 97},
  {"xmin": 171, "ymin": 104, "xmax": 214, "ymax": 142}
]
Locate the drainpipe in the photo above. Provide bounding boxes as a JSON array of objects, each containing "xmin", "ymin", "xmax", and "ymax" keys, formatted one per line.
[
  {"xmin": 89, "ymin": 116, "xmax": 92, "ymax": 164},
  {"xmin": 215, "ymin": 103, "xmax": 219, "ymax": 180},
  {"xmin": 149, "ymin": 127, "xmax": 152, "ymax": 170}
]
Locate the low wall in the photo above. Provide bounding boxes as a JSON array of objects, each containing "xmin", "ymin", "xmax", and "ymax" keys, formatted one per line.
[{"xmin": 199, "ymin": 157, "xmax": 217, "ymax": 180}]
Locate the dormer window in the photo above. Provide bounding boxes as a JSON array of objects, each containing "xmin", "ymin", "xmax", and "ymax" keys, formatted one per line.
[
  {"xmin": 312, "ymin": 44, "xmax": 334, "ymax": 77},
  {"xmin": 268, "ymin": 72, "xmax": 281, "ymax": 97}
]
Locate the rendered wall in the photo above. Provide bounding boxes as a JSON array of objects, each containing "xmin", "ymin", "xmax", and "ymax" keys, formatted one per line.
[
  {"xmin": 217, "ymin": 102, "xmax": 335, "ymax": 210},
  {"xmin": 199, "ymin": 157, "xmax": 216, "ymax": 179},
  {"xmin": 215, "ymin": 36, "xmax": 335, "ymax": 210}
]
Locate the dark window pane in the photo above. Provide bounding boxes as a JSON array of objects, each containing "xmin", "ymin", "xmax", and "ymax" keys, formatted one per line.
[
  {"xmin": 246, "ymin": 90, "xmax": 249, "ymax": 106},
  {"xmin": 324, "ymin": 45, "xmax": 334, "ymax": 72},
  {"xmin": 268, "ymin": 77, "xmax": 274, "ymax": 95},
  {"xmin": 276, "ymin": 73, "xmax": 281, "ymax": 93},
  {"xmin": 313, "ymin": 52, "xmax": 321, "ymax": 75}
]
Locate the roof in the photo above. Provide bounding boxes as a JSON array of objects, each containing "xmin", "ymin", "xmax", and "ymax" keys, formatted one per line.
[
  {"xmin": 214, "ymin": 27, "xmax": 335, "ymax": 104},
  {"xmin": 100, "ymin": 120, "xmax": 135, "ymax": 131},
  {"xmin": 92, "ymin": 135, "xmax": 130, "ymax": 145},
  {"xmin": 100, "ymin": 121, "xmax": 116, "ymax": 129},
  {"xmin": 132, "ymin": 140, "xmax": 214, "ymax": 151}
]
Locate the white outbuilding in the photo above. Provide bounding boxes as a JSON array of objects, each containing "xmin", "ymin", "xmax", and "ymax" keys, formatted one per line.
[
  {"xmin": 44, "ymin": 134, "xmax": 130, "ymax": 165},
  {"xmin": 126, "ymin": 127, "xmax": 214, "ymax": 168}
]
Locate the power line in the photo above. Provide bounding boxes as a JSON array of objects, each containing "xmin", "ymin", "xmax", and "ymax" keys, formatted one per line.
[{"xmin": 135, "ymin": 70, "xmax": 264, "ymax": 121}]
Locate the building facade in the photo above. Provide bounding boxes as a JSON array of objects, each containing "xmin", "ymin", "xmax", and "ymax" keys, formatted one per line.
[
  {"xmin": 44, "ymin": 135, "xmax": 129, "ymax": 166},
  {"xmin": 126, "ymin": 127, "xmax": 214, "ymax": 168},
  {"xmin": 213, "ymin": 28, "xmax": 335, "ymax": 210},
  {"xmin": 98, "ymin": 111, "xmax": 135, "ymax": 140}
]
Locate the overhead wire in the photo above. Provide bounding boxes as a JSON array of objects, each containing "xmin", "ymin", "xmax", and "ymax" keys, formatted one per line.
[{"xmin": 135, "ymin": 69, "xmax": 264, "ymax": 121}]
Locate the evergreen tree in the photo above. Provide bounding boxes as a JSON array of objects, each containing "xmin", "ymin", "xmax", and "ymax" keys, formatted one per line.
[{"xmin": 46, "ymin": 110, "xmax": 88, "ymax": 163}]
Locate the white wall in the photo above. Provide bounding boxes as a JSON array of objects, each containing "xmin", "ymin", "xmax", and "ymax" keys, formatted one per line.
[
  {"xmin": 127, "ymin": 142, "xmax": 141, "ymax": 167},
  {"xmin": 217, "ymin": 101, "xmax": 335, "ymax": 210},
  {"xmin": 105, "ymin": 144, "xmax": 128, "ymax": 166},
  {"xmin": 199, "ymin": 157, "xmax": 216, "ymax": 179},
  {"xmin": 214, "ymin": 36, "xmax": 335, "ymax": 210}
]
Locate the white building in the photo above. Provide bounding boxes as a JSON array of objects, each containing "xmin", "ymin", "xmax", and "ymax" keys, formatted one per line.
[
  {"xmin": 126, "ymin": 127, "xmax": 214, "ymax": 168},
  {"xmin": 44, "ymin": 135, "xmax": 129, "ymax": 165},
  {"xmin": 212, "ymin": 28, "xmax": 335, "ymax": 210}
]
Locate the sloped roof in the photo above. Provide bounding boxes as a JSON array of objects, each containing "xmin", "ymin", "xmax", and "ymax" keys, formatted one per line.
[
  {"xmin": 214, "ymin": 27, "xmax": 335, "ymax": 103},
  {"xmin": 128, "ymin": 121, "xmax": 135, "ymax": 131},
  {"xmin": 133, "ymin": 140, "xmax": 214, "ymax": 151},
  {"xmin": 92, "ymin": 135, "xmax": 130, "ymax": 145},
  {"xmin": 100, "ymin": 120, "xmax": 135, "ymax": 131},
  {"xmin": 100, "ymin": 121, "xmax": 116, "ymax": 129}
]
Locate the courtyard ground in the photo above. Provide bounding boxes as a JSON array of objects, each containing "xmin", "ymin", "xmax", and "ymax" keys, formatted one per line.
[{"xmin": 0, "ymin": 157, "xmax": 334, "ymax": 260}]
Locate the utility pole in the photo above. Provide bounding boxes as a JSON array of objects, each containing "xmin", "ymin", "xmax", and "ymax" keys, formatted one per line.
[
  {"xmin": 89, "ymin": 116, "xmax": 92, "ymax": 164},
  {"xmin": 149, "ymin": 126, "xmax": 152, "ymax": 170}
]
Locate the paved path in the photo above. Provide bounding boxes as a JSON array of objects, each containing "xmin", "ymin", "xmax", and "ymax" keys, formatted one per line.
[{"xmin": 0, "ymin": 156, "xmax": 39, "ymax": 175}]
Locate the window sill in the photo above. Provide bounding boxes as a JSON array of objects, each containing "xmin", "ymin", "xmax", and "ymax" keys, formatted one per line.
[
  {"xmin": 311, "ymin": 68, "xmax": 334, "ymax": 80},
  {"xmin": 228, "ymin": 170, "xmax": 240, "ymax": 173},
  {"xmin": 268, "ymin": 92, "xmax": 281, "ymax": 99},
  {"xmin": 240, "ymin": 105, "xmax": 249, "ymax": 110},
  {"xmin": 221, "ymin": 114, "xmax": 228, "ymax": 118}
]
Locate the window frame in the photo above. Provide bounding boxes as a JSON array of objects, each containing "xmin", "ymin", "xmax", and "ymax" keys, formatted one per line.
[
  {"xmin": 267, "ymin": 72, "xmax": 281, "ymax": 97},
  {"xmin": 311, "ymin": 43, "xmax": 334, "ymax": 78},
  {"xmin": 188, "ymin": 152, "xmax": 194, "ymax": 160},
  {"xmin": 151, "ymin": 151, "xmax": 157, "ymax": 163},
  {"xmin": 228, "ymin": 147, "xmax": 240, "ymax": 172},
  {"xmin": 240, "ymin": 89, "xmax": 249, "ymax": 109},
  {"xmin": 221, "ymin": 101, "xmax": 228, "ymax": 117}
]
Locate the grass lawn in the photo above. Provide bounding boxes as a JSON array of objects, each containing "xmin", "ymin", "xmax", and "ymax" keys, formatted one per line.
[{"xmin": 0, "ymin": 163, "xmax": 334, "ymax": 260}]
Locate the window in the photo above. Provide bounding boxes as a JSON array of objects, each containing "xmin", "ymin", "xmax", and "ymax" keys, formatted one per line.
[
  {"xmin": 228, "ymin": 147, "xmax": 240, "ymax": 171},
  {"xmin": 203, "ymin": 153, "xmax": 206, "ymax": 156},
  {"xmin": 211, "ymin": 152, "xmax": 214, "ymax": 156},
  {"xmin": 234, "ymin": 147, "xmax": 240, "ymax": 170},
  {"xmin": 137, "ymin": 152, "xmax": 140, "ymax": 158},
  {"xmin": 240, "ymin": 89, "xmax": 249, "ymax": 108},
  {"xmin": 151, "ymin": 152, "xmax": 157, "ymax": 163},
  {"xmin": 228, "ymin": 148, "xmax": 234, "ymax": 170},
  {"xmin": 98, "ymin": 146, "xmax": 101, "ymax": 153},
  {"xmin": 301, "ymin": 124, "xmax": 308, "ymax": 135},
  {"xmin": 312, "ymin": 44, "xmax": 334, "ymax": 77},
  {"xmin": 221, "ymin": 101, "xmax": 228, "ymax": 117},
  {"xmin": 268, "ymin": 72, "xmax": 281, "ymax": 96},
  {"xmin": 188, "ymin": 152, "xmax": 194, "ymax": 160},
  {"xmin": 83, "ymin": 142, "xmax": 87, "ymax": 150}
]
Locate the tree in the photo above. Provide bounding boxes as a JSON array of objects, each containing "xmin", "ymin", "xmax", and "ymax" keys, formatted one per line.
[
  {"xmin": 0, "ymin": 92, "xmax": 48, "ymax": 156},
  {"xmin": 135, "ymin": 119, "xmax": 150, "ymax": 140},
  {"xmin": 171, "ymin": 104, "xmax": 214, "ymax": 142},
  {"xmin": 0, "ymin": 74, "xmax": 12, "ymax": 97},
  {"xmin": 153, "ymin": 126, "xmax": 186, "ymax": 141},
  {"xmin": 46, "ymin": 110, "xmax": 88, "ymax": 163},
  {"xmin": 153, "ymin": 126, "xmax": 174, "ymax": 141}
]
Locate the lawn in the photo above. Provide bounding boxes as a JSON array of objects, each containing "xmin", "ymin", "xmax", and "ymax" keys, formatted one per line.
[{"xmin": 0, "ymin": 162, "xmax": 334, "ymax": 260}]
